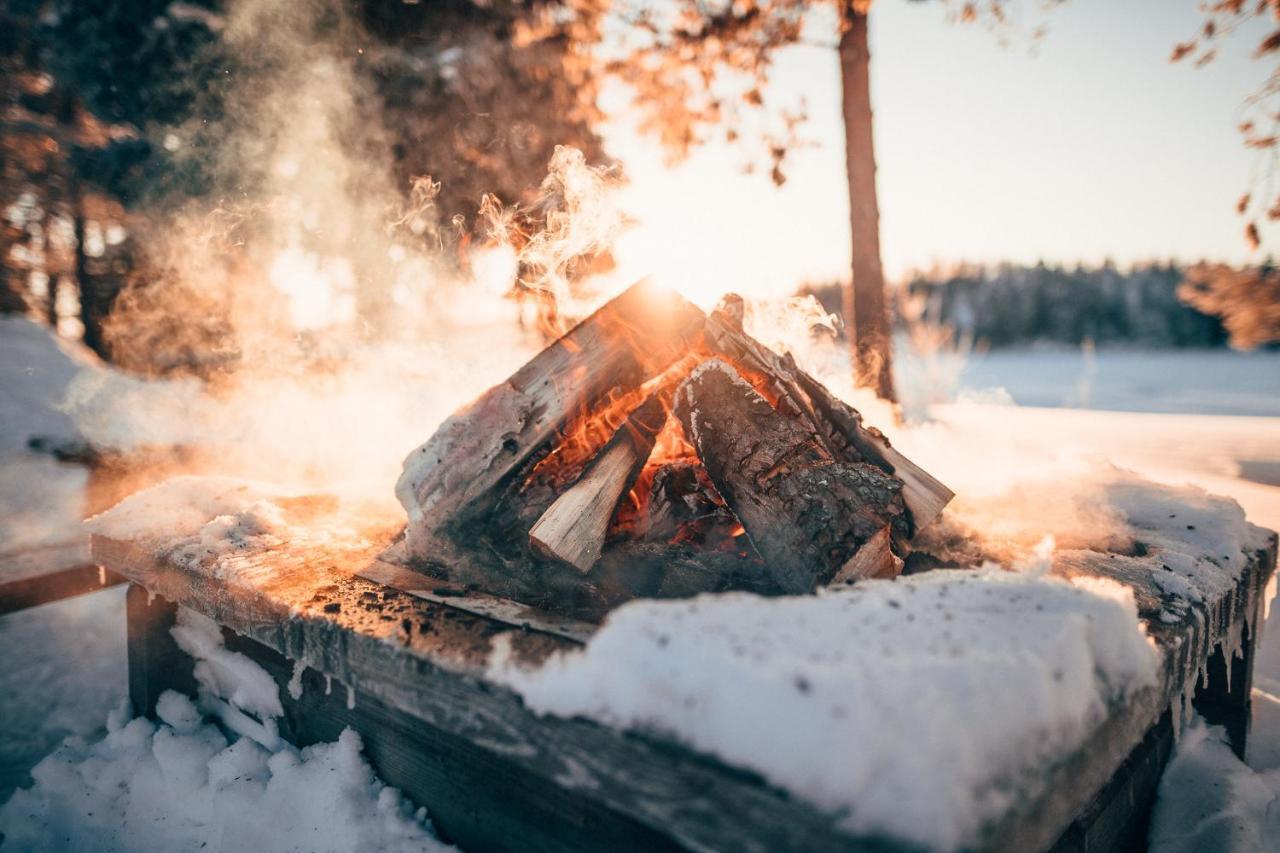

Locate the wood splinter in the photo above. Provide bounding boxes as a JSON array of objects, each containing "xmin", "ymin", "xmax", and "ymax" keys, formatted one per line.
[{"xmin": 530, "ymin": 393, "xmax": 669, "ymax": 573}]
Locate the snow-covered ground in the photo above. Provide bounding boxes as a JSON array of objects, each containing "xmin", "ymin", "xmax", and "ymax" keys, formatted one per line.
[
  {"xmin": 958, "ymin": 346, "xmax": 1280, "ymax": 418},
  {"xmin": 1, "ymin": 317, "xmax": 1278, "ymax": 851}
]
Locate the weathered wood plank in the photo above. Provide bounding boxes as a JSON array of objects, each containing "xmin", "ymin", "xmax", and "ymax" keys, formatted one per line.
[
  {"xmin": 94, "ymin": 534, "xmax": 892, "ymax": 853},
  {"xmin": 125, "ymin": 583, "xmax": 198, "ymax": 717},
  {"xmin": 0, "ymin": 539, "xmax": 124, "ymax": 615},
  {"xmin": 94, "ymin": 523, "xmax": 1278, "ymax": 853},
  {"xmin": 984, "ymin": 530, "xmax": 1278, "ymax": 852}
]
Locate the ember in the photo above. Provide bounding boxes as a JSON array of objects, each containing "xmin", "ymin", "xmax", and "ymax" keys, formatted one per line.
[{"xmin": 394, "ymin": 280, "xmax": 954, "ymax": 619}]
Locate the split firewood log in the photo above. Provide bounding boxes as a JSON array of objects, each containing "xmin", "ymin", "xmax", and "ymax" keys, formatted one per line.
[
  {"xmin": 674, "ymin": 358, "xmax": 910, "ymax": 593},
  {"xmin": 530, "ymin": 393, "xmax": 668, "ymax": 572},
  {"xmin": 829, "ymin": 525, "xmax": 903, "ymax": 585},
  {"xmin": 395, "ymin": 280, "xmax": 706, "ymax": 560}
]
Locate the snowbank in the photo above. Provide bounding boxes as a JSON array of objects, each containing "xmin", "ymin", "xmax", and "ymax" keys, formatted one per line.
[
  {"xmin": 0, "ymin": 697, "xmax": 450, "ymax": 853},
  {"xmin": 0, "ymin": 317, "xmax": 97, "ymax": 550},
  {"xmin": 0, "ymin": 587, "xmax": 127, "ymax": 801},
  {"xmin": 491, "ymin": 568, "xmax": 1159, "ymax": 851},
  {"xmin": 0, "ymin": 604, "xmax": 452, "ymax": 852},
  {"xmin": 0, "ymin": 316, "xmax": 95, "ymax": 455},
  {"xmin": 1148, "ymin": 718, "xmax": 1280, "ymax": 852}
]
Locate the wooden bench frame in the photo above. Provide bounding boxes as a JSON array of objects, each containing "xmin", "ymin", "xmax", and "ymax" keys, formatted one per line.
[{"xmin": 98, "ymin": 529, "xmax": 1277, "ymax": 853}]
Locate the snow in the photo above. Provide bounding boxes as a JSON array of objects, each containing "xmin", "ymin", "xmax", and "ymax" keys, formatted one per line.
[
  {"xmin": 0, "ymin": 695, "xmax": 452, "ymax": 853},
  {"xmin": 0, "ymin": 587, "xmax": 127, "ymax": 802},
  {"xmin": 1148, "ymin": 717, "xmax": 1280, "ymax": 853},
  {"xmin": 0, "ymin": 317, "xmax": 94, "ymax": 552},
  {"xmin": 83, "ymin": 476, "xmax": 292, "ymax": 557},
  {"xmin": 955, "ymin": 347, "xmax": 1280, "ymax": 418},
  {"xmin": 171, "ymin": 608, "xmax": 285, "ymax": 735},
  {"xmin": 0, "ymin": 316, "xmax": 95, "ymax": 456},
  {"xmin": 4, "ymin": 317, "xmax": 1280, "ymax": 849},
  {"xmin": 0, "ymin": 603, "xmax": 454, "ymax": 852},
  {"xmin": 492, "ymin": 568, "xmax": 1159, "ymax": 850}
]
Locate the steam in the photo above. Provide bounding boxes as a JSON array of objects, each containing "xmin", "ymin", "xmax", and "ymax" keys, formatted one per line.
[
  {"xmin": 73, "ymin": 0, "xmax": 640, "ymax": 513},
  {"xmin": 68, "ymin": 0, "xmax": 1184, "ymax": 573}
]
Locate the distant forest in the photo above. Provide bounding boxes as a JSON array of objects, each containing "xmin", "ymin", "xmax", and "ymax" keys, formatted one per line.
[{"xmin": 806, "ymin": 262, "xmax": 1239, "ymax": 349}]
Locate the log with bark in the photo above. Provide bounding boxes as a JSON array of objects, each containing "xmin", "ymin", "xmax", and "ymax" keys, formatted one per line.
[
  {"xmin": 674, "ymin": 358, "xmax": 909, "ymax": 593},
  {"xmin": 703, "ymin": 295, "xmax": 952, "ymax": 534},
  {"xmin": 392, "ymin": 284, "xmax": 953, "ymax": 620}
]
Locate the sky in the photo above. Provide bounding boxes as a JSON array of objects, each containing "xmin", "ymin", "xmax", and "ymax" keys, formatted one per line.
[{"xmin": 600, "ymin": 0, "xmax": 1276, "ymax": 301}]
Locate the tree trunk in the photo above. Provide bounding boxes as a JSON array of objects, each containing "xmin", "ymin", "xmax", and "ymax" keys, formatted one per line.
[
  {"xmin": 42, "ymin": 207, "xmax": 58, "ymax": 328},
  {"xmin": 72, "ymin": 184, "xmax": 112, "ymax": 360},
  {"xmin": 838, "ymin": 5, "xmax": 895, "ymax": 402}
]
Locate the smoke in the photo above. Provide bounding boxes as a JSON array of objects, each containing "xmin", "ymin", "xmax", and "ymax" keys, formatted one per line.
[
  {"xmin": 66, "ymin": 0, "xmax": 1173, "ymax": 571},
  {"xmin": 77, "ymin": 0, "xmax": 639, "ymax": 512}
]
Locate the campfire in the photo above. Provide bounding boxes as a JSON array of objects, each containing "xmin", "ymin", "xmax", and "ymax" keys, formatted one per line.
[{"xmin": 394, "ymin": 281, "xmax": 954, "ymax": 619}]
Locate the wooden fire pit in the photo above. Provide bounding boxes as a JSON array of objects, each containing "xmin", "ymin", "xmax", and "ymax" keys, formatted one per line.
[{"xmin": 92, "ymin": 503, "xmax": 1277, "ymax": 853}]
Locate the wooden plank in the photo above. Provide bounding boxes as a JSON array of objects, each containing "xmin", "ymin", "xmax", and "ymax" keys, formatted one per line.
[
  {"xmin": 96, "ymin": 523, "xmax": 1278, "ymax": 853},
  {"xmin": 210, "ymin": 613, "xmax": 689, "ymax": 853},
  {"xmin": 1047, "ymin": 709, "xmax": 1175, "ymax": 853},
  {"xmin": 358, "ymin": 558, "xmax": 596, "ymax": 644},
  {"xmin": 981, "ymin": 530, "xmax": 1278, "ymax": 852},
  {"xmin": 0, "ymin": 539, "xmax": 125, "ymax": 615},
  {"xmin": 125, "ymin": 583, "xmax": 197, "ymax": 718},
  {"xmin": 96, "ymin": 533, "xmax": 883, "ymax": 853}
]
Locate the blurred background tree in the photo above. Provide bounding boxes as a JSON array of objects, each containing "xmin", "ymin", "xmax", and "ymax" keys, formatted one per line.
[{"xmin": 1, "ymin": 0, "xmax": 608, "ymax": 368}]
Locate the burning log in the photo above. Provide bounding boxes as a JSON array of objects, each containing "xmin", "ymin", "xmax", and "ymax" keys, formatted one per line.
[
  {"xmin": 703, "ymin": 296, "xmax": 953, "ymax": 533},
  {"xmin": 395, "ymin": 280, "xmax": 705, "ymax": 559},
  {"xmin": 635, "ymin": 461, "xmax": 735, "ymax": 544},
  {"xmin": 674, "ymin": 359, "xmax": 909, "ymax": 593},
  {"xmin": 530, "ymin": 393, "xmax": 668, "ymax": 573},
  {"xmin": 393, "ymin": 282, "xmax": 952, "ymax": 620}
]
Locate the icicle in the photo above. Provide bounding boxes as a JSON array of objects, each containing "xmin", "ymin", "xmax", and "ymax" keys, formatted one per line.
[
  {"xmin": 98, "ymin": 566, "xmax": 106, "ymax": 586},
  {"xmin": 146, "ymin": 587, "xmax": 157, "ymax": 606},
  {"xmin": 346, "ymin": 685, "xmax": 356, "ymax": 710},
  {"xmin": 1181, "ymin": 669, "xmax": 1200, "ymax": 729},
  {"xmin": 288, "ymin": 660, "xmax": 307, "ymax": 701},
  {"xmin": 324, "ymin": 674, "xmax": 332, "ymax": 695}
]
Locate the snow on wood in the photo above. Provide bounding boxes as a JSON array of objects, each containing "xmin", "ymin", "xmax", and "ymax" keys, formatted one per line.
[{"xmin": 490, "ymin": 567, "xmax": 1160, "ymax": 851}]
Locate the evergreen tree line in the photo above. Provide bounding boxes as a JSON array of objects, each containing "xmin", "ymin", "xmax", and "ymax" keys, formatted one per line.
[{"xmin": 807, "ymin": 262, "xmax": 1242, "ymax": 349}]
